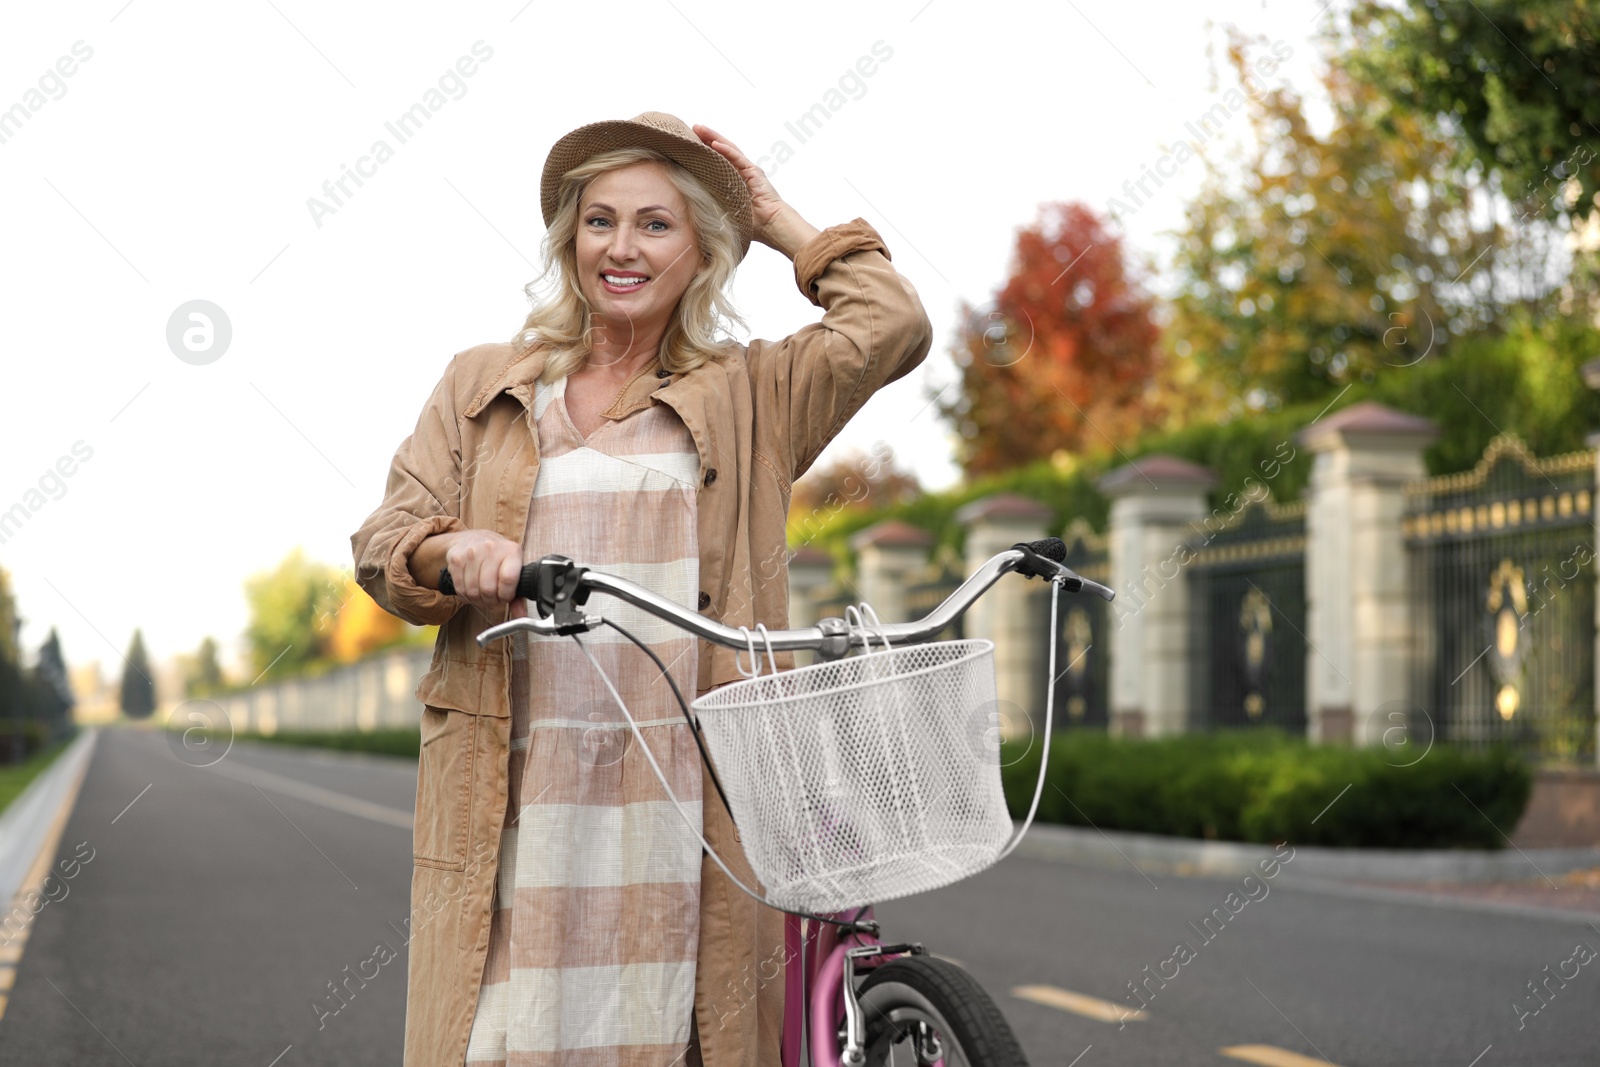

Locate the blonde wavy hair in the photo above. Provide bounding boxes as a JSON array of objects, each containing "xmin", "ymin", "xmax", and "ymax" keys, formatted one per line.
[{"xmin": 512, "ymin": 147, "xmax": 748, "ymax": 382}]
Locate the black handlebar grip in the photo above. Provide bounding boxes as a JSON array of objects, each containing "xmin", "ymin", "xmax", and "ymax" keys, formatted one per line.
[
  {"xmin": 438, "ymin": 563, "xmax": 541, "ymax": 601},
  {"xmin": 1010, "ymin": 538, "xmax": 1069, "ymax": 579},
  {"xmin": 1023, "ymin": 537, "xmax": 1067, "ymax": 563},
  {"xmin": 519, "ymin": 564, "xmax": 539, "ymax": 600}
]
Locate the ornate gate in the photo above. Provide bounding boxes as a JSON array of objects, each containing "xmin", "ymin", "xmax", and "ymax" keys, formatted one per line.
[
  {"xmin": 1046, "ymin": 520, "xmax": 1111, "ymax": 729},
  {"xmin": 1405, "ymin": 436, "xmax": 1596, "ymax": 762},
  {"xmin": 902, "ymin": 553, "xmax": 966, "ymax": 640},
  {"xmin": 1187, "ymin": 496, "xmax": 1309, "ymax": 731}
]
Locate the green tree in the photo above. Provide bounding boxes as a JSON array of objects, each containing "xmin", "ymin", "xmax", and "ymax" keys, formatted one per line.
[
  {"xmin": 1346, "ymin": 0, "xmax": 1600, "ymax": 227},
  {"xmin": 1367, "ymin": 307, "xmax": 1600, "ymax": 473},
  {"xmin": 36, "ymin": 629, "xmax": 72, "ymax": 709},
  {"xmin": 0, "ymin": 567, "xmax": 19, "ymax": 666},
  {"xmin": 32, "ymin": 629, "xmax": 74, "ymax": 745},
  {"xmin": 243, "ymin": 548, "xmax": 344, "ymax": 682},
  {"xmin": 1162, "ymin": 31, "xmax": 1505, "ymax": 417},
  {"xmin": 0, "ymin": 658, "xmax": 29, "ymax": 763},
  {"xmin": 119, "ymin": 629, "xmax": 155, "ymax": 721},
  {"xmin": 184, "ymin": 636, "xmax": 226, "ymax": 698},
  {"xmin": 0, "ymin": 568, "xmax": 20, "ymax": 755}
]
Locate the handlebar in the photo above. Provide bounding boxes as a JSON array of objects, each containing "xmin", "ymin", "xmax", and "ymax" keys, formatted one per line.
[{"xmin": 440, "ymin": 536, "xmax": 1114, "ymax": 662}]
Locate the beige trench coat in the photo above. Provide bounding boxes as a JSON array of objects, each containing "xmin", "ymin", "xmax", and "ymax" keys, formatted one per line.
[{"xmin": 351, "ymin": 217, "xmax": 933, "ymax": 1067}]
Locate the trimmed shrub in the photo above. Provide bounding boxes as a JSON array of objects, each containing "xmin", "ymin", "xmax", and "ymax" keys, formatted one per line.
[
  {"xmin": 248, "ymin": 728, "xmax": 421, "ymax": 759},
  {"xmin": 181, "ymin": 727, "xmax": 421, "ymax": 760},
  {"xmin": 0, "ymin": 734, "xmax": 76, "ymax": 816},
  {"xmin": 999, "ymin": 729, "xmax": 1533, "ymax": 849}
]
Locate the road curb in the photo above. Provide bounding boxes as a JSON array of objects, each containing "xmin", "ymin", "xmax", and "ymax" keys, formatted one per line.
[
  {"xmin": 1010, "ymin": 820, "xmax": 1600, "ymax": 885},
  {"xmin": 0, "ymin": 728, "xmax": 99, "ymax": 910}
]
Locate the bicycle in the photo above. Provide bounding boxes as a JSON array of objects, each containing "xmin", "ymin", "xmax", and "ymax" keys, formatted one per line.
[{"xmin": 441, "ymin": 537, "xmax": 1114, "ymax": 1067}]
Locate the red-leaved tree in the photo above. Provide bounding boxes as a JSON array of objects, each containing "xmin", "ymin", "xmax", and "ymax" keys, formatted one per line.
[{"xmin": 938, "ymin": 202, "xmax": 1162, "ymax": 475}]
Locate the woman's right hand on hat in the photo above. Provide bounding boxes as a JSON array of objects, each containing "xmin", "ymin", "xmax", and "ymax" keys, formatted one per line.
[{"xmin": 693, "ymin": 124, "xmax": 818, "ymax": 257}]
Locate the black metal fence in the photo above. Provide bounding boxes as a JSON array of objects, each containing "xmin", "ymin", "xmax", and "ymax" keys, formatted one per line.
[
  {"xmin": 811, "ymin": 557, "xmax": 967, "ymax": 639},
  {"xmin": 803, "ymin": 431, "xmax": 1597, "ymax": 765},
  {"xmin": 903, "ymin": 560, "xmax": 967, "ymax": 641},
  {"xmin": 1187, "ymin": 498, "xmax": 1309, "ymax": 733},
  {"xmin": 1046, "ymin": 520, "xmax": 1111, "ymax": 729},
  {"xmin": 1406, "ymin": 436, "xmax": 1596, "ymax": 763}
]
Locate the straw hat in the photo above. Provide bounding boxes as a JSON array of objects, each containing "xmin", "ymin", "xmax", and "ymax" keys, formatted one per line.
[{"xmin": 540, "ymin": 111, "xmax": 756, "ymax": 262}]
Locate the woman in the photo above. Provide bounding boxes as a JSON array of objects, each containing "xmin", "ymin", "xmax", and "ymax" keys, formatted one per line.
[{"xmin": 351, "ymin": 111, "xmax": 933, "ymax": 1067}]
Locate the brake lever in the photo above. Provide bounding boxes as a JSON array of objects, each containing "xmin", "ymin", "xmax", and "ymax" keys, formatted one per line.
[
  {"xmin": 475, "ymin": 611, "xmax": 604, "ymax": 648},
  {"xmin": 1062, "ymin": 571, "xmax": 1116, "ymax": 602},
  {"xmin": 1010, "ymin": 540, "xmax": 1115, "ymax": 601},
  {"xmin": 441, "ymin": 554, "xmax": 597, "ymax": 635}
]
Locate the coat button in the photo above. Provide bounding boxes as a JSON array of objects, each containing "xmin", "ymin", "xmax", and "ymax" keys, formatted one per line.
[
  {"xmin": 703, "ymin": 468, "xmax": 718, "ymax": 486},
  {"xmin": 656, "ymin": 367, "xmax": 671, "ymax": 378},
  {"xmin": 698, "ymin": 591, "xmax": 711, "ymax": 610}
]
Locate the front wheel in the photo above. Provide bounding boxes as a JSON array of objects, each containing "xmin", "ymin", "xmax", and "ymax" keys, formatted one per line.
[{"xmin": 851, "ymin": 956, "xmax": 1029, "ymax": 1067}]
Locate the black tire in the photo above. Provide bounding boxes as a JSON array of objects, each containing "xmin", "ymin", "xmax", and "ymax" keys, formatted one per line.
[{"xmin": 849, "ymin": 955, "xmax": 1029, "ymax": 1067}]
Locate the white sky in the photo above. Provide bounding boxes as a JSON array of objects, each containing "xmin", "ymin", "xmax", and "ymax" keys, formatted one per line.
[{"xmin": 0, "ymin": 0, "xmax": 1339, "ymax": 680}]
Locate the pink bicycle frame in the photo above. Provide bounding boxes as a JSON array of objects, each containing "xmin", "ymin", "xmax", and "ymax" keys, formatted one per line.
[{"xmin": 782, "ymin": 907, "xmax": 937, "ymax": 1067}]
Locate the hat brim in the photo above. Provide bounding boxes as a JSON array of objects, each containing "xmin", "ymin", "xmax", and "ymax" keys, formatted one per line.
[{"xmin": 540, "ymin": 119, "xmax": 755, "ymax": 263}]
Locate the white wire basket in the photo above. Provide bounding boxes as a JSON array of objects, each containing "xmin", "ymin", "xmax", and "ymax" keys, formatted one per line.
[{"xmin": 689, "ymin": 638, "xmax": 1013, "ymax": 913}]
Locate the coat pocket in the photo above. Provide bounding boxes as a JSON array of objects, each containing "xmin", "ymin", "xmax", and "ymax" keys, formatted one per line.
[{"xmin": 413, "ymin": 706, "xmax": 476, "ymax": 871}]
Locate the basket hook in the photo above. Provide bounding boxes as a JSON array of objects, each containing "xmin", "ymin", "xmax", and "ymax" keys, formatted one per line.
[
  {"xmin": 844, "ymin": 602, "xmax": 894, "ymax": 655},
  {"xmin": 754, "ymin": 623, "xmax": 779, "ymax": 676},
  {"xmin": 857, "ymin": 602, "xmax": 893, "ymax": 652},
  {"xmin": 735, "ymin": 625, "xmax": 779, "ymax": 679}
]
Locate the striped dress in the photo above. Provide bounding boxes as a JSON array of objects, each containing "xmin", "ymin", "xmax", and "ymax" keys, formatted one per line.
[{"xmin": 465, "ymin": 372, "xmax": 707, "ymax": 1067}]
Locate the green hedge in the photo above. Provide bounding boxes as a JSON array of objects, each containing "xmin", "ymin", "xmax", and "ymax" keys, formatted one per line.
[
  {"xmin": 998, "ymin": 730, "xmax": 1533, "ymax": 849},
  {"xmin": 0, "ymin": 733, "xmax": 76, "ymax": 817},
  {"xmin": 800, "ymin": 312, "xmax": 1600, "ymax": 566},
  {"xmin": 180, "ymin": 727, "xmax": 421, "ymax": 760}
]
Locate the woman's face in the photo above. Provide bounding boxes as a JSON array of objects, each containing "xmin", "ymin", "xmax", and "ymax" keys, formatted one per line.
[{"xmin": 573, "ymin": 161, "xmax": 702, "ymax": 344}]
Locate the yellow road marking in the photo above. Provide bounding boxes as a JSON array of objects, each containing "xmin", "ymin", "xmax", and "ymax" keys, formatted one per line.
[
  {"xmin": 1011, "ymin": 984, "xmax": 1147, "ymax": 1024},
  {"xmin": 1222, "ymin": 1044, "xmax": 1345, "ymax": 1067},
  {"xmin": 0, "ymin": 968, "xmax": 13, "ymax": 991}
]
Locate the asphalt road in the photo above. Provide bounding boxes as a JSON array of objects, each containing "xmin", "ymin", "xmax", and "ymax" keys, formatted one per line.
[
  {"xmin": 0, "ymin": 726, "xmax": 418, "ymax": 1067},
  {"xmin": 877, "ymin": 842, "xmax": 1600, "ymax": 1066},
  {"xmin": 3, "ymin": 725, "xmax": 1597, "ymax": 1066}
]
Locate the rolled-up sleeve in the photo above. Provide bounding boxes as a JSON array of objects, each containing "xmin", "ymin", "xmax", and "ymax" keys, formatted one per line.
[
  {"xmin": 753, "ymin": 217, "xmax": 935, "ymax": 480},
  {"xmin": 350, "ymin": 357, "xmax": 470, "ymax": 626}
]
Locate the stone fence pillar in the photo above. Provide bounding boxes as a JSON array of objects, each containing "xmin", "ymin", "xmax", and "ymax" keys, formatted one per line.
[
  {"xmin": 785, "ymin": 547, "xmax": 837, "ymax": 667},
  {"xmin": 850, "ymin": 520, "xmax": 935, "ymax": 627},
  {"xmin": 955, "ymin": 494, "xmax": 1052, "ymax": 737},
  {"xmin": 1582, "ymin": 357, "xmax": 1600, "ymax": 767},
  {"xmin": 785, "ymin": 547, "xmax": 836, "ymax": 631},
  {"xmin": 1098, "ymin": 455, "xmax": 1216, "ymax": 737},
  {"xmin": 1300, "ymin": 402, "xmax": 1437, "ymax": 744}
]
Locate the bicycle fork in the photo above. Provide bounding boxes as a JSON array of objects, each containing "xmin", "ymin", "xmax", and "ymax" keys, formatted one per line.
[{"xmin": 811, "ymin": 931, "xmax": 937, "ymax": 1067}]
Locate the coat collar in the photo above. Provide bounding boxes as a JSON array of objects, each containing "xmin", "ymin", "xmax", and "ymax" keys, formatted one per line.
[
  {"xmin": 462, "ymin": 341, "xmax": 550, "ymax": 419},
  {"xmin": 464, "ymin": 339, "xmax": 744, "ymax": 420}
]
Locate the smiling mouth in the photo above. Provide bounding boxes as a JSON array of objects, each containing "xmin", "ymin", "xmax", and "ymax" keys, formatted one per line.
[{"xmin": 601, "ymin": 273, "xmax": 650, "ymax": 293}]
